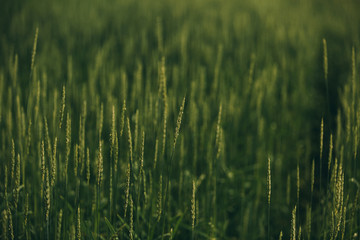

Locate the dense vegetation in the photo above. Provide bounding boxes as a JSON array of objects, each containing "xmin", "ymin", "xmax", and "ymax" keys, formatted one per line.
[{"xmin": 1, "ymin": 0, "xmax": 360, "ymax": 239}]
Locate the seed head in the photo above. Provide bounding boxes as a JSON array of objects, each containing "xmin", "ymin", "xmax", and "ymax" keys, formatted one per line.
[
  {"xmin": 56, "ymin": 209, "xmax": 63, "ymax": 240},
  {"xmin": 77, "ymin": 207, "xmax": 81, "ymax": 240},
  {"xmin": 127, "ymin": 117, "xmax": 133, "ymax": 164},
  {"xmin": 97, "ymin": 140, "xmax": 103, "ymax": 187},
  {"xmin": 120, "ymin": 100, "xmax": 126, "ymax": 136},
  {"xmin": 191, "ymin": 180, "xmax": 196, "ymax": 231},
  {"xmin": 291, "ymin": 206, "xmax": 296, "ymax": 240},
  {"xmin": 59, "ymin": 86, "xmax": 66, "ymax": 129},
  {"xmin": 173, "ymin": 96, "xmax": 186, "ymax": 150},
  {"xmin": 267, "ymin": 157, "xmax": 271, "ymax": 206},
  {"xmin": 30, "ymin": 27, "xmax": 39, "ymax": 74},
  {"xmin": 320, "ymin": 118, "xmax": 324, "ymax": 160},
  {"xmin": 323, "ymin": 38, "xmax": 328, "ymax": 81}
]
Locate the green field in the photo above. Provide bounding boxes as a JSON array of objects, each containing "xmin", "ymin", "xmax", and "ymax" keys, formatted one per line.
[{"xmin": 1, "ymin": 0, "xmax": 360, "ymax": 239}]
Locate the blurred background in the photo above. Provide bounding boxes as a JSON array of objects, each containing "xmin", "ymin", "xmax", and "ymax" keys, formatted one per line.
[{"xmin": 1, "ymin": 0, "xmax": 360, "ymax": 238}]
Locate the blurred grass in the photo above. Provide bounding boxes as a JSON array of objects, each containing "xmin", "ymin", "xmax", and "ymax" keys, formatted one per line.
[{"xmin": 1, "ymin": 0, "xmax": 360, "ymax": 239}]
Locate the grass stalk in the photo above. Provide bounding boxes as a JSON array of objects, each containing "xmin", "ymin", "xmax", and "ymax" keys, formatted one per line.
[
  {"xmin": 30, "ymin": 27, "xmax": 39, "ymax": 79},
  {"xmin": 191, "ymin": 180, "xmax": 196, "ymax": 240},
  {"xmin": 267, "ymin": 157, "xmax": 271, "ymax": 240}
]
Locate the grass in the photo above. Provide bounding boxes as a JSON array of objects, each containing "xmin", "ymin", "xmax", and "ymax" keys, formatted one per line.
[{"xmin": 1, "ymin": 0, "xmax": 360, "ymax": 239}]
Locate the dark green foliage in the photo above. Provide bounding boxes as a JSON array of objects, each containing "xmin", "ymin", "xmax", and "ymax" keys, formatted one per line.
[{"xmin": 0, "ymin": 0, "xmax": 360, "ymax": 239}]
